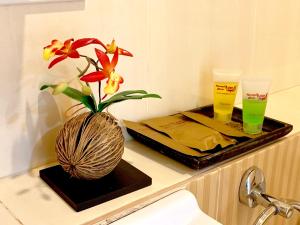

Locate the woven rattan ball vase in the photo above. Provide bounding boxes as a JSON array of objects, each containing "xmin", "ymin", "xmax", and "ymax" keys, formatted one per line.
[{"xmin": 55, "ymin": 112, "xmax": 124, "ymax": 180}]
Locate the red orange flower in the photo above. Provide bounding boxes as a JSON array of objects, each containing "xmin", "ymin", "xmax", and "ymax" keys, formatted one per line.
[
  {"xmin": 80, "ymin": 48, "xmax": 118, "ymax": 82},
  {"xmin": 80, "ymin": 48, "xmax": 124, "ymax": 95},
  {"xmin": 43, "ymin": 38, "xmax": 105, "ymax": 69},
  {"xmin": 41, "ymin": 37, "xmax": 161, "ymax": 113}
]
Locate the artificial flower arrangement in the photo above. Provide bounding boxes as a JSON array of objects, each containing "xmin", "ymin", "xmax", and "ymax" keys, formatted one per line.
[
  {"xmin": 41, "ymin": 38, "xmax": 160, "ymax": 113},
  {"xmin": 41, "ymin": 38, "xmax": 160, "ymax": 180}
]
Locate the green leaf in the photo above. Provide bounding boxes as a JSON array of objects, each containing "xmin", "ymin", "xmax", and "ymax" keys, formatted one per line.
[
  {"xmin": 112, "ymin": 90, "xmax": 148, "ymax": 98},
  {"xmin": 41, "ymin": 84, "xmax": 96, "ymax": 113},
  {"xmin": 100, "ymin": 90, "xmax": 148, "ymax": 105},
  {"xmin": 40, "ymin": 84, "xmax": 54, "ymax": 90},
  {"xmin": 62, "ymin": 87, "xmax": 97, "ymax": 113},
  {"xmin": 98, "ymin": 91, "xmax": 161, "ymax": 112}
]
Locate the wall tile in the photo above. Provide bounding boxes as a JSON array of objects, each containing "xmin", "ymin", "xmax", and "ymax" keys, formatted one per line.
[
  {"xmin": 251, "ymin": 0, "xmax": 300, "ymax": 92},
  {"xmin": 145, "ymin": 0, "xmax": 213, "ymax": 118},
  {"xmin": 210, "ymin": 0, "xmax": 255, "ymax": 71},
  {"xmin": 1, "ymin": 0, "xmax": 300, "ymax": 177}
]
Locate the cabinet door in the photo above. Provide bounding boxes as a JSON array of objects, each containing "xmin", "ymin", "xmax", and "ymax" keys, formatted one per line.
[{"xmin": 187, "ymin": 133, "xmax": 300, "ymax": 225}]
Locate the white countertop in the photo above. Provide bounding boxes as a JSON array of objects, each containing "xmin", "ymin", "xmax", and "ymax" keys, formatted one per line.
[
  {"xmin": 0, "ymin": 142, "xmax": 198, "ymax": 225},
  {"xmin": 265, "ymin": 86, "xmax": 300, "ymax": 134},
  {"xmin": 0, "ymin": 86, "xmax": 299, "ymax": 225}
]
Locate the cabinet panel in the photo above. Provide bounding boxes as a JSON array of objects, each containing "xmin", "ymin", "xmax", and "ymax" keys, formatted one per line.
[
  {"xmin": 187, "ymin": 133, "xmax": 300, "ymax": 225},
  {"xmin": 186, "ymin": 169, "xmax": 220, "ymax": 219}
]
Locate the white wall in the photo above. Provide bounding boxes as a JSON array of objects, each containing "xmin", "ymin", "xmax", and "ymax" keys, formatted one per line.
[{"xmin": 1, "ymin": 0, "xmax": 300, "ymax": 177}]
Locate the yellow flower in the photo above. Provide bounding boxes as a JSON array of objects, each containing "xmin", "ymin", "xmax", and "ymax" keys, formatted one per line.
[
  {"xmin": 105, "ymin": 39, "xmax": 133, "ymax": 57},
  {"xmin": 106, "ymin": 39, "xmax": 117, "ymax": 54},
  {"xmin": 43, "ymin": 40, "xmax": 64, "ymax": 60},
  {"xmin": 104, "ymin": 72, "xmax": 124, "ymax": 95}
]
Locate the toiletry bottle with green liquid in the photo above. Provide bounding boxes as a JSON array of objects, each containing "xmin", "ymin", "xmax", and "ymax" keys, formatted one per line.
[{"xmin": 242, "ymin": 77, "xmax": 271, "ymax": 134}]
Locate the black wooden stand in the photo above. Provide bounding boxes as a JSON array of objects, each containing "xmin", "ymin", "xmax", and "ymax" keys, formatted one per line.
[{"xmin": 40, "ymin": 160, "xmax": 152, "ymax": 212}]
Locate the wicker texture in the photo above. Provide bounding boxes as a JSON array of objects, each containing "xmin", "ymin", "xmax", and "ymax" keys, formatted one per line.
[{"xmin": 55, "ymin": 112, "xmax": 124, "ymax": 180}]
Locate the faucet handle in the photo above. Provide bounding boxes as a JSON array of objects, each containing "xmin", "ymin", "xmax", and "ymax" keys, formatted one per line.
[{"xmin": 239, "ymin": 166, "xmax": 266, "ymax": 208}]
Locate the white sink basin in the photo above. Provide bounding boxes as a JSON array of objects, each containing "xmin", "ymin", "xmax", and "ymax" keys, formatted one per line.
[{"xmin": 111, "ymin": 190, "xmax": 222, "ymax": 225}]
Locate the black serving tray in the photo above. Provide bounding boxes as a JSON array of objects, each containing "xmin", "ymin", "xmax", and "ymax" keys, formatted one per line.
[{"xmin": 126, "ymin": 105, "xmax": 293, "ymax": 169}]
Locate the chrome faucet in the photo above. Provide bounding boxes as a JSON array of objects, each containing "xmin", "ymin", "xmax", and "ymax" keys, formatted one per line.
[{"xmin": 239, "ymin": 166, "xmax": 300, "ymax": 225}]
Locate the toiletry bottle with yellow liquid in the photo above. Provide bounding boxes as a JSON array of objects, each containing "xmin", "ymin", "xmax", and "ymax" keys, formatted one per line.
[{"xmin": 213, "ymin": 69, "xmax": 241, "ymax": 122}]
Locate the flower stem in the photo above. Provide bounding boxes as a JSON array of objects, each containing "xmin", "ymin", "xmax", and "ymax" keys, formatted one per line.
[
  {"xmin": 77, "ymin": 56, "xmax": 98, "ymax": 110},
  {"xmin": 98, "ymin": 81, "xmax": 101, "ymax": 104},
  {"xmin": 80, "ymin": 54, "xmax": 100, "ymax": 71},
  {"xmin": 77, "ymin": 58, "xmax": 90, "ymax": 78},
  {"xmin": 86, "ymin": 82, "xmax": 97, "ymax": 109}
]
